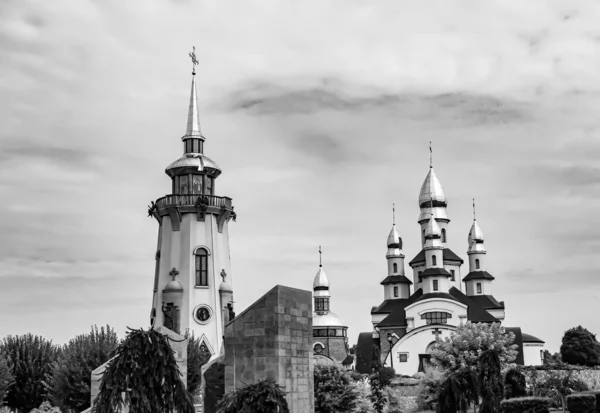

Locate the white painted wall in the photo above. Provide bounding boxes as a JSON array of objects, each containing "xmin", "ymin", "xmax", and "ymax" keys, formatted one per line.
[
  {"xmin": 387, "ymin": 255, "xmax": 405, "ymax": 276},
  {"xmin": 465, "ymin": 279, "xmax": 492, "ymax": 296},
  {"xmin": 384, "ymin": 284, "xmax": 410, "ymax": 300},
  {"xmin": 468, "ymin": 252, "xmax": 486, "ymax": 272},
  {"xmin": 405, "ymin": 299, "xmax": 468, "ymax": 330},
  {"xmin": 523, "ymin": 343, "xmax": 544, "ymax": 366}
]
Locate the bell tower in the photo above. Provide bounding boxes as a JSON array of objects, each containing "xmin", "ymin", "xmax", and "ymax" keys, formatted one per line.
[{"xmin": 148, "ymin": 48, "xmax": 236, "ymax": 360}]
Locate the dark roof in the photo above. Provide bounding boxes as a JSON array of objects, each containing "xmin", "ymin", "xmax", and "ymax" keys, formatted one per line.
[
  {"xmin": 342, "ymin": 355, "xmax": 355, "ymax": 365},
  {"xmin": 504, "ymin": 327, "xmax": 525, "ymax": 365},
  {"xmin": 354, "ymin": 332, "xmax": 374, "ymax": 374},
  {"xmin": 381, "ymin": 275, "xmax": 413, "ymax": 285},
  {"xmin": 421, "ymin": 268, "xmax": 451, "ymax": 278},
  {"xmin": 522, "ymin": 333, "xmax": 545, "ymax": 344},
  {"xmin": 413, "ymin": 292, "xmax": 455, "ymax": 304},
  {"xmin": 468, "ymin": 295, "xmax": 504, "ymax": 310},
  {"xmin": 409, "ymin": 248, "xmax": 464, "ymax": 266},
  {"xmin": 371, "ymin": 289, "xmax": 424, "ymax": 315},
  {"xmin": 447, "ymin": 287, "xmax": 499, "ymax": 323},
  {"xmin": 463, "ymin": 271, "xmax": 495, "ymax": 281}
]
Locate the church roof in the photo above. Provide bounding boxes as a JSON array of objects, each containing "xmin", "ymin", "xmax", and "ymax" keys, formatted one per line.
[
  {"xmin": 342, "ymin": 355, "xmax": 355, "ymax": 365},
  {"xmin": 419, "ymin": 168, "xmax": 446, "ymax": 207},
  {"xmin": 463, "ymin": 271, "xmax": 495, "ymax": 281},
  {"xmin": 420, "ymin": 268, "xmax": 452, "ymax": 278},
  {"xmin": 409, "ymin": 248, "xmax": 464, "ymax": 266},
  {"xmin": 522, "ymin": 332, "xmax": 545, "ymax": 344},
  {"xmin": 447, "ymin": 287, "xmax": 499, "ymax": 323},
  {"xmin": 467, "ymin": 294, "xmax": 504, "ymax": 310},
  {"xmin": 380, "ymin": 275, "xmax": 413, "ymax": 285}
]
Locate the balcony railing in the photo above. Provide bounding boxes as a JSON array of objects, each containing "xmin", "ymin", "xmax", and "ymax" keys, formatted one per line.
[{"xmin": 155, "ymin": 194, "xmax": 233, "ymax": 210}]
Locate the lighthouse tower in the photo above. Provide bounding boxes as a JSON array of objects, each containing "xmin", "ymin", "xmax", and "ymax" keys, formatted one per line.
[{"xmin": 148, "ymin": 49, "xmax": 236, "ymax": 359}]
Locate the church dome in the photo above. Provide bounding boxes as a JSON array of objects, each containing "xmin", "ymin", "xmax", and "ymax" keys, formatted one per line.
[
  {"xmin": 313, "ymin": 267, "xmax": 330, "ymax": 290},
  {"xmin": 313, "ymin": 311, "xmax": 346, "ymax": 327},
  {"xmin": 387, "ymin": 225, "xmax": 402, "ymax": 249},
  {"xmin": 219, "ymin": 281, "xmax": 233, "ymax": 293},
  {"xmin": 163, "ymin": 280, "xmax": 183, "ymax": 292},
  {"xmin": 425, "ymin": 215, "xmax": 441, "ymax": 238},
  {"xmin": 165, "ymin": 153, "xmax": 221, "ymax": 177},
  {"xmin": 418, "ymin": 168, "xmax": 446, "ymax": 207},
  {"xmin": 468, "ymin": 221, "xmax": 484, "ymax": 242}
]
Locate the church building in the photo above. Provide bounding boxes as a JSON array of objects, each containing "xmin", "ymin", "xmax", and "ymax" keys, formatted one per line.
[{"xmin": 355, "ymin": 162, "xmax": 545, "ymax": 375}]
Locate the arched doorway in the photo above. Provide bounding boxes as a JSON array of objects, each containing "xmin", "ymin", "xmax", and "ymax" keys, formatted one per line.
[{"xmin": 418, "ymin": 341, "xmax": 438, "ymax": 373}]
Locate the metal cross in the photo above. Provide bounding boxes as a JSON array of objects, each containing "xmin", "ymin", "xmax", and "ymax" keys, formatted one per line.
[
  {"xmin": 189, "ymin": 46, "xmax": 199, "ymax": 74},
  {"xmin": 429, "ymin": 141, "xmax": 433, "ymax": 168},
  {"xmin": 432, "ymin": 328, "xmax": 442, "ymax": 340},
  {"xmin": 392, "ymin": 203, "xmax": 395, "ymax": 225},
  {"xmin": 169, "ymin": 267, "xmax": 179, "ymax": 281},
  {"xmin": 220, "ymin": 269, "xmax": 227, "ymax": 282},
  {"xmin": 473, "ymin": 198, "xmax": 476, "ymax": 221},
  {"xmin": 319, "ymin": 245, "xmax": 322, "ymax": 267}
]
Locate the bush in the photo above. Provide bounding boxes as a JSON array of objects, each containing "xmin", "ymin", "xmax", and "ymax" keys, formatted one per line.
[
  {"xmin": 352, "ymin": 377, "xmax": 374, "ymax": 413},
  {"xmin": 415, "ymin": 367, "xmax": 444, "ymax": 411},
  {"xmin": 566, "ymin": 393, "xmax": 597, "ymax": 413},
  {"xmin": 379, "ymin": 367, "xmax": 395, "ymax": 386},
  {"xmin": 560, "ymin": 326, "xmax": 600, "ymax": 367},
  {"xmin": 437, "ymin": 368, "xmax": 477, "ymax": 413},
  {"xmin": 28, "ymin": 401, "xmax": 61, "ymax": 413},
  {"xmin": 584, "ymin": 391, "xmax": 600, "ymax": 413},
  {"xmin": 504, "ymin": 368, "xmax": 527, "ymax": 400},
  {"xmin": 500, "ymin": 397, "xmax": 551, "ymax": 413},
  {"xmin": 216, "ymin": 379, "xmax": 289, "ymax": 413},
  {"xmin": 350, "ymin": 371, "xmax": 367, "ymax": 381},
  {"xmin": 204, "ymin": 361, "xmax": 225, "ymax": 413},
  {"xmin": 314, "ymin": 364, "xmax": 359, "ymax": 413}
]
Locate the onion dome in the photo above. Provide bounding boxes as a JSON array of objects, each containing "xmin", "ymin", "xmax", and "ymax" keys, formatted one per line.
[
  {"xmin": 313, "ymin": 266, "xmax": 330, "ymax": 290},
  {"xmin": 418, "ymin": 168, "xmax": 447, "ymax": 208},
  {"xmin": 219, "ymin": 281, "xmax": 233, "ymax": 293},
  {"xmin": 165, "ymin": 153, "xmax": 221, "ymax": 178},
  {"xmin": 387, "ymin": 225, "xmax": 402, "ymax": 249},
  {"xmin": 468, "ymin": 220, "xmax": 486, "ymax": 253},
  {"xmin": 425, "ymin": 215, "xmax": 441, "ymax": 238},
  {"xmin": 164, "ymin": 279, "xmax": 183, "ymax": 292},
  {"xmin": 313, "ymin": 311, "xmax": 346, "ymax": 327}
]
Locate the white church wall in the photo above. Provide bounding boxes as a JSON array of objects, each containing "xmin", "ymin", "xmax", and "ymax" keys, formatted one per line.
[
  {"xmin": 465, "ymin": 279, "xmax": 492, "ymax": 296},
  {"xmin": 405, "ymin": 299, "xmax": 467, "ymax": 329},
  {"xmin": 444, "ymin": 263, "xmax": 462, "ymax": 292},
  {"xmin": 523, "ymin": 343, "xmax": 544, "ymax": 366}
]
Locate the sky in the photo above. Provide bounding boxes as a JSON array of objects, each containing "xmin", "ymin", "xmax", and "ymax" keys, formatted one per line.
[{"xmin": 1, "ymin": 0, "xmax": 600, "ymax": 353}]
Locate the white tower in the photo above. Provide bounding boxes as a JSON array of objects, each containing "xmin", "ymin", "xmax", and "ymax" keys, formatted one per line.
[
  {"xmin": 420, "ymin": 208, "xmax": 452, "ymax": 294},
  {"xmin": 464, "ymin": 200, "xmax": 494, "ymax": 296},
  {"xmin": 381, "ymin": 205, "xmax": 411, "ymax": 299},
  {"xmin": 148, "ymin": 49, "xmax": 236, "ymax": 360}
]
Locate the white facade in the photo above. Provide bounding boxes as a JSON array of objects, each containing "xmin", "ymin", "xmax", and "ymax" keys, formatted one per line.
[{"xmin": 523, "ymin": 343, "xmax": 544, "ymax": 366}]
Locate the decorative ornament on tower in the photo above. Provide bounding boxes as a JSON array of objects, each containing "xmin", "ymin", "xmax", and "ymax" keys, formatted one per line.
[
  {"xmin": 464, "ymin": 199, "xmax": 495, "ymax": 296},
  {"xmin": 382, "ymin": 203, "xmax": 412, "ymax": 299},
  {"xmin": 313, "ymin": 246, "xmax": 330, "ymax": 315}
]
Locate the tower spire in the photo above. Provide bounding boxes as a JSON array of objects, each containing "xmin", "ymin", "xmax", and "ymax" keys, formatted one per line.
[{"xmin": 184, "ymin": 47, "xmax": 203, "ymax": 140}]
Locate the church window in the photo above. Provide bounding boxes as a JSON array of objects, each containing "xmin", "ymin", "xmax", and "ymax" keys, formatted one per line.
[
  {"xmin": 421, "ymin": 311, "xmax": 451, "ymax": 324},
  {"xmin": 477, "ymin": 283, "xmax": 482, "ymax": 294},
  {"xmin": 179, "ymin": 175, "xmax": 189, "ymax": 194},
  {"xmin": 192, "ymin": 175, "xmax": 203, "ymax": 194},
  {"xmin": 313, "ymin": 329, "xmax": 318, "ymax": 337},
  {"xmin": 194, "ymin": 248, "xmax": 209, "ymax": 287},
  {"xmin": 432, "ymin": 255, "xmax": 437, "ymax": 266},
  {"xmin": 418, "ymin": 271, "xmax": 423, "ymax": 283},
  {"xmin": 432, "ymin": 280, "xmax": 438, "ymax": 291},
  {"xmin": 398, "ymin": 353, "xmax": 408, "ymax": 363},
  {"xmin": 393, "ymin": 286, "xmax": 399, "ymax": 297},
  {"xmin": 441, "ymin": 229, "xmax": 446, "ymax": 243},
  {"xmin": 205, "ymin": 176, "xmax": 213, "ymax": 195},
  {"xmin": 450, "ymin": 270, "xmax": 455, "ymax": 281},
  {"xmin": 393, "ymin": 263, "xmax": 398, "ymax": 273},
  {"xmin": 313, "ymin": 343, "xmax": 324, "ymax": 354},
  {"xmin": 315, "ymin": 297, "xmax": 330, "ymax": 312},
  {"xmin": 475, "ymin": 259, "xmax": 480, "ymax": 269}
]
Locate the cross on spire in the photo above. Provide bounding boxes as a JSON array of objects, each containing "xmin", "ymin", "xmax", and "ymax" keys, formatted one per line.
[
  {"xmin": 169, "ymin": 267, "xmax": 179, "ymax": 281},
  {"xmin": 319, "ymin": 245, "xmax": 322, "ymax": 267},
  {"xmin": 392, "ymin": 203, "xmax": 396, "ymax": 225},
  {"xmin": 189, "ymin": 46, "xmax": 199, "ymax": 75},
  {"xmin": 473, "ymin": 198, "xmax": 476, "ymax": 221},
  {"xmin": 429, "ymin": 141, "xmax": 433, "ymax": 169}
]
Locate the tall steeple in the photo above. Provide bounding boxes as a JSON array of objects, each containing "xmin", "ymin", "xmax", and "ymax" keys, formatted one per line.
[
  {"xmin": 382, "ymin": 204, "xmax": 411, "ymax": 299},
  {"xmin": 418, "ymin": 143, "xmax": 449, "ymax": 246},
  {"xmin": 464, "ymin": 199, "xmax": 495, "ymax": 296},
  {"xmin": 313, "ymin": 246, "xmax": 331, "ymax": 315}
]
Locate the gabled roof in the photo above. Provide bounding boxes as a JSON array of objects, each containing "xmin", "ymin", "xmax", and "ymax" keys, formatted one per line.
[
  {"xmin": 463, "ymin": 271, "xmax": 495, "ymax": 281},
  {"xmin": 522, "ymin": 333, "xmax": 545, "ymax": 344},
  {"xmin": 447, "ymin": 287, "xmax": 499, "ymax": 323},
  {"xmin": 371, "ymin": 289, "xmax": 423, "ymax": 314},
  {"xmin": 409, "ymin": 248, "xmax": 464, "ymax": 266},
  {"xmin": 380, "ymin": 275, "xmax": 413, "ymax": 285},
  {"xmin": 468, "ymin": 295, "xmax": 504, "ymax": 310},
  {"xmin": 421, "ymin": 268, "xmax": 451, "ymax": 278}
]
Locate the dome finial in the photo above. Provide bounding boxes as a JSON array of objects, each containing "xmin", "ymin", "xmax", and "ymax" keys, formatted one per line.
[
  {"xmin": 429, "ymin": 141, "xmax": 433, "ymax": 169},
  {"xmin": 189, "ymin": 46, "xmax": 199, "ymax": 75},
  {"xmin": 392, "ymin": 203, "xmax": 396, "ymax": 225},
  {"xmin": 473, "ymin": 198, "xmax": 476, "ymax": 221},
  {"xmin": 319, "ymin": 245, "xmax": 322, "ymax": 268}
]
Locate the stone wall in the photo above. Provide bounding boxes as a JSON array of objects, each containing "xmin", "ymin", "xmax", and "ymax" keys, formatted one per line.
[{"xmin": 224, "ymin": 285, "xmax": 314, "ymax": 413}]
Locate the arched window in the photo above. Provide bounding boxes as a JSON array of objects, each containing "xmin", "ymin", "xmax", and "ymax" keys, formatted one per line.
[
  {"xmin": 393, "ymin": 286, "xmax": 399, "ymax": 297},
  {"xmin": 441, "ymin": 228, "xmax": 446, "ymax": 243},
  {"xmin": 475, "ymin": 259, "xmax": 480, "ymax": 269},
  {"xmin": 393, "ymin": 263, "xmax": 398, "ymax": 273},
  {"xmin": 421, "ymin": 311, "xmax": 451, "ymax": 324},
  {"xmin": 476, "ymin": 283, "xmax": 482, "ymax": 294},
  {"xmin": 195, "ymin": 248, "xmax": 209, "ymax": 286},
  {"xmin": 432, "ymin": 255, "xmax": 437, "ymax": 266},
  {"xmin": 432, "ymin": 280, "xmax": 439, "ymax": 291},
  {"xmin": 418, "ymin": 271, "xmax": 423, "ymax": 283}
]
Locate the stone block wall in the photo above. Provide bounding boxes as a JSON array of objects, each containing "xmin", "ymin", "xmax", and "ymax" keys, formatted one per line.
[{"xmin": 224, "ymin": 285, "xmax": 314, "ymax": 413}]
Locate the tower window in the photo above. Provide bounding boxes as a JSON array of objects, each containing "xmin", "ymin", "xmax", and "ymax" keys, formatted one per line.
[
  {"xmin": 195, "ymin": 248, "xmax": 209, "ymax": 286},
  {"xmin": 393, "ymin": 286, "xmax": 399, "ymax": 297},
  {"xmin": 418, "ymin": 271, "xmax": 423, "ymax": 283},
  {"xmin": 450, "ymin": 270, "xmax": 455, "ymax": 281},
  {"xmin": 179, "ymin": 175, "xmax": 189, "ymax": 195},
  {"xmin": 422, "ymin": 229, "xmax": 425, "ymax": 244},
  {"xmin": 192, "ymin": 175, "xmax": 203, "ymax": 194},
  {"xmin": 476, "ymin": 283, "xmax": 482, "ymax": 294},
  {"xmin": 398, "ymin": 353, "xmax": 408, "ymax": 363},
  {"xmin": 475, "ymin": 259, "xmax": 480, "ymax": 269},
  {"xmin": 205, "ymin": 176, "xmax": 213, "ymax": 195},
  {"xmin": 441, "ymin": 229, "xmax": 446, "ymax": 243},
  {"xmin": 432, "ymin": 255, "xmax": 437, "ymax": 266},
  {"xmin": 393, "ymin": 263, "xmax": 398, "ymax": 273},
  {"xmin": 433, "ymin": 280, "xmax": 439, "ymax": 291},
  {"xmin": 315, "ymin": 297, "xmax": 330, "ymax": 312}
]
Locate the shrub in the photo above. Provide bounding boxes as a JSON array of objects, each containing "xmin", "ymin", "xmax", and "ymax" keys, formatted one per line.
[
  {"xmin": 584, "ymin": 391, "xmax": 600, "ymax": 413},
  {"xmin": 28, "ymin": 401, "xmax": 61, "ymax": 413},
  {"xmin": 560, "ymin": 326, "xmax": 600, "ymax": 367},
  {"xmin": 216, "ymin": 379, "xmax": 289, "ymax": 413},
  {"xmin": 350, "ymin": 371, "xmax": 366, "ymax": 381},
  {"xmin": 314, "ymin": 364, "xmax": 359, "ymax": 413},
  {"xmin": 415, "ymin": 367, "xmax": 444, "ymax": 411},
  {"xmin": 204, "ymin": 361, "xmax": 225, "ymax": 413},
  {"xmin": 352, "ymin": 377, "xmax": 374, "ymax": 413},
  {"xmin": 504, "ymin": 368, "xmax": 527, "ymax": 400},
  {"xmin": 500, "ymin": 397, "xmax": 551, "ymax": 413},
  {"xmin": 379, "ymin": 367, "xmax": 395, "ymax": 386},
  {"xmin": 532, "ymin": 370, "xmax": 589, "ymax": 410},
  {"xmin": 437, "ymin": 368, "xmax": 477, "ymax": 413},
  {"xmin": 479, "ymin": 350, "xmax": 504, "ymax": 413},
  {"xmin": 566, "ymin": 393, "xmax": 597, "ymax": 413},
  {"xmin": 383, "ymin": 386, "xmax": 401, "ymax": 413}
]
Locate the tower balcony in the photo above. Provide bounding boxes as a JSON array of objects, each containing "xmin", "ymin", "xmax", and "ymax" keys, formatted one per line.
[{"xmin": 150, "ymin": 194, "xmax": 235, "ymax": 233}]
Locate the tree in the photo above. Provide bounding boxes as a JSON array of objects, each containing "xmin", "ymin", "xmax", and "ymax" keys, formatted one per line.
[
  {"xmin": 93, "ymin": 328, "xmax": 194, "ymax": 413},
  {"xmin": 436, "ymin": 368, "xmax": 477, "ymax": 413},
  {"xmin": 28, "ymin": 401, "xmax": 61, "ymax": 413},
  {"xmin": 560, "ymin": 326, "xmax": 600, "ymax": 367},
  {"xmin": 0, "ymin": 353, "xmax": 14, "ymax": 404},
  {"xmin": 216, "ymin": 380, "xmax": 289, "ymax": 413},
  {"xmin": 503, "ymin": 368, "xmax": 526, "ymax": 400},
  {"xmin": 186, "ymin": 334, "xmax": 211, "ymax": 399},
  {"xmin": 48, "ymin": 325, "xmax": 119, "ymax": 412},
  {"xmin": 369, "ymin": 345, "xmax": 386, "ymax": 413},
  {"xmin": 314, "ymin": 365, "xmax": 359, "ymax": 413},
  {"xmin": 430, "ymin": 322, "xmax": 518, "ymax": 372},
  {"xmin": 477, "ymin": 350, "xmax": 503, "ymax": 413},
  {"xmin": 542, "ymin": 350, "xmax": 561, "ymax": 365},
  {"xmin": 1, "ymin": 334, "xmax": 61, "ymax": 412},
  {"xmin": 532, "ymin": 370, "xmax": 588, "ymax": 413}
]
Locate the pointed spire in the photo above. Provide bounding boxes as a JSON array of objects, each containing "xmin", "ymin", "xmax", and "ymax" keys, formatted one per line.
[{"xmin": 184, "ymin": 47, "xmax": 204, "ymax": 140}]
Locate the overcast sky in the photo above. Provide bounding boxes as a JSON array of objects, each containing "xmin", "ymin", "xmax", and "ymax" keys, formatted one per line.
[{"xmin": 1, "ymin": 0, "xmax": 600, "ymax": 353}]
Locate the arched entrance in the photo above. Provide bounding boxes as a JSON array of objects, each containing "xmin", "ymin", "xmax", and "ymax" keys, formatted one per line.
[{"xmin": 418, "ymin": 341, "xmax": 438, "ymax": 373}]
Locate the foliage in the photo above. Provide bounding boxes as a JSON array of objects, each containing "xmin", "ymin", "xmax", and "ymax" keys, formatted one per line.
[
  {"xmin": 215, "ymin": 379, "xmax": 289, "ymax": 413},
  {"xmin": 504, "ymin": 368, "xmax": 527, "ymax": 400},
  {"xmin": 1, "ymin": 334, "xmax": 61, "ymax": 412},
  {"xmin": 560, "ymin": 326, "xmax": 600, "ymax": 367},
  {"xmin": 383, "ymin": 386, "xmax": 401, "ymax": 413},
  {"xmin": 430, "ymin": 322, "xmax": 518, "ymax": 372},
  {"xmin": 28, "ymin": 401, "xmax": 61, "ymax": 413},
  {"xmin": 203, "ymin": 360, "xmax": 225, "ymax": 413},
  {"xmin": 47, "ymin": 325, "xmax": 119, "ymax": 412},
  {"xmin": 314, "ymin": 364, "xmax": 359, "ymax": 413},
  {"xmin": 379, "ymin": 367, "xmax": 395, "ymax": 386},
  {"xmin": 529, "ymin": 370, "xmax": 589, "ymax": 412},
  {"xmin": 371, "ymin": 345, "xmax": 382, "ymax": 374},
  {"xmin": 186, "ymin": 334, "xmax": 212, "ymax": 399},
  {"xmin": 0, "ymin": 352, "xmax": 14, "ymax": 404},
  {"xmin": 369, "ymin": 345, "xmax": 386, "ymax": 413},
  {"xmin": 415, "ymin": 367, "xmax": 445, "ymax": 412},
  {"xmin": 566, "ymin": 393, "xmax": 596, "ymax": 413},
  {"xmin": 93, "ymin": 328, "xmax": 194, "ymax": 413},
  {"xmin": 350, "ymin": 371, "xmax": 366, "ymax": 381},
  {"xmin": 542, "ymin": 350, "xmax": 561, "ymax": 366},
  {"xmin": 499, "ymin": 397, "xmax": 551, "ymax": 413},
  {"xmin": 478, "ymin": 350, "xmax": 503, "ymax": 413},
  {"xmin": 436, "ymin": 368, "xmax": 478, "ymax": 413},
  {"xmin": 352, "ymin": 377, "xmax": 374, "ymax": 413}
]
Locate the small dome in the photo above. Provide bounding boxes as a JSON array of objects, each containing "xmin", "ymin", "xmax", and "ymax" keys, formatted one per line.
[
  {"xmin": 313, "ymin": 267, "xmax": 329, "ymax": 290},
  {"xmin": 165, "ymin": 153, "xmax": 221, "ymax": 177},
  {"xmin": 219, "ymin": 281, "xmax": 233, "ymax": 293},
  {"xmin": 425, "ymin": 215, "xmax": 441, "ymax": 238},
  {"xmin": 468, "ymin": 221, "xmax": 484, "ymax": 243},
  {"xmin": 387, "ymin": 225, "xmax": 402, "ymax": 249},
  {"xmin": 418, "ymin": 168, "xmax": 446, "ymax": 207},
  {"xmin": 163, "ymin": 280, "xmax": 183, "ymax": 292},
  {"xmin": 313, "ymin": 311, "xmax": 346, "ymax": 327}
]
